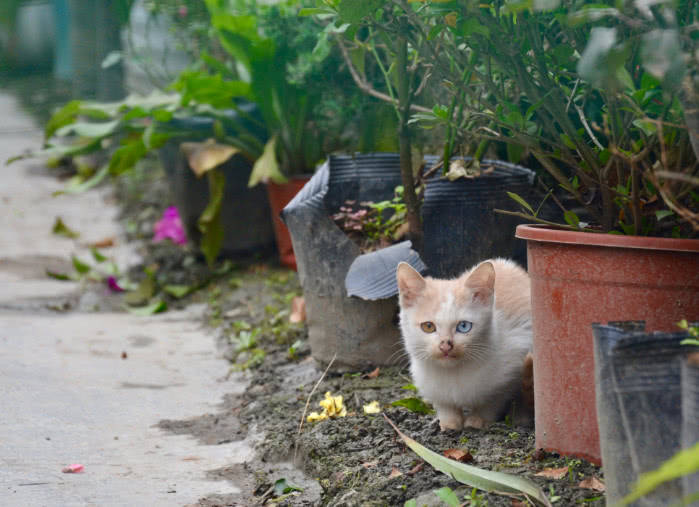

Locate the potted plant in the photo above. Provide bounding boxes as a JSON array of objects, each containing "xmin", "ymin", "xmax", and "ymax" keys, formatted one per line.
[{"xmin": 375, "ymin": 0, "xmax": 699, "ymax": 463}]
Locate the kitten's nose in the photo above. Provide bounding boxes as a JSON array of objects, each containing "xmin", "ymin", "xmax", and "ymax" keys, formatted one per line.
[{"xmin": 439, "ymin": 340, "xmax": 453, "ymax": 353}]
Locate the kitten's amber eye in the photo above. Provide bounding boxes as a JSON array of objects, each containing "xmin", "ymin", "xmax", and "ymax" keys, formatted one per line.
[{"xmin": 420, "ymin": 321, "xmax": 436, "ymax": 333}]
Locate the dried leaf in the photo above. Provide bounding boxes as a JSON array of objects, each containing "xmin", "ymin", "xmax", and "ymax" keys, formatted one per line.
[
  {"xmin": 180, "ymin": 140, "xmax": 239, "ymax": 177},
  {"xmin": 535, "ymin": 467, "xmax": 569, "ymax": 480},
  {"xmin": 389, "ymin": 467, "xmax": 403, "ymax": 478},
  {"xmin": 289, "ymin": 296, "xmax": 306, "ymax": 323},
  {"xmin": 362, "ymin": 461, "xmax": 378, "ymax": 469},
  {"xmin": 90, "ymin": 237, "xmax": 115, "ymax": 248},
  {"xmin": 443, "ymin": 449, "xmax": 473, "ymax": 463},
  {"xmin": 365, "ymin": 367, "xmax": 380, "ymax": 379},
  {"xmin": 578, "ymin": 477, "xmax": 605, "ymax": 491},
  {"xmin": 407, "ymin": 462, "xmax": 424, "ymax": 475}
]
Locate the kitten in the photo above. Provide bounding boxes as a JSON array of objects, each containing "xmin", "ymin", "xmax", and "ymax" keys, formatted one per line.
[{"xmin": 396, "ymin": 259, "xmax": 533, "ymax": 430}]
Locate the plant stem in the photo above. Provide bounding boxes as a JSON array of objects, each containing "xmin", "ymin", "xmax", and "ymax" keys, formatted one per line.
[{"xmin": 396, "ymin": 34, "xmax": 422, "ymax": 251}]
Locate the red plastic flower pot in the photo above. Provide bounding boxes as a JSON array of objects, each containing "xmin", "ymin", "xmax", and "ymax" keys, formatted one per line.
[
  {"xmin": 267, "ymin": 177, "xmax": 310, "ymax": 270},
  {"xmin": 515, "ymin": 224, "xmax": 699, "ymax": 464}
]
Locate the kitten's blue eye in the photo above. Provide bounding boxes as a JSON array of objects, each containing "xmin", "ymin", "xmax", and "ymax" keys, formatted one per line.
[{"xmin": 456, "ymin": 320, "xmax": 472, "ymax": 333}]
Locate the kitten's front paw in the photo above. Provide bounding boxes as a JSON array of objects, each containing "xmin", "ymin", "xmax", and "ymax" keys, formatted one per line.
[
  {"xmin": 464, "ymin": 415, "xmax": 487, "ymax": 429},
  {"xmin": 436, "ymin": 405, "xmax": 464, "ymax": 431}
]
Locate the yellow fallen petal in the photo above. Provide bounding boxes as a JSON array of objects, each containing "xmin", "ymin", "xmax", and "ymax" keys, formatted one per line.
[
  {"xmin": 307, "ymin": 411, "xmax": 328, "ymax": 422},
  {"xmin": 363, "ymin": 401, "xmax": 381, "ymax": 414},
  {"xmin": 319, "ymin": 392, "xmax": 345, "ymax": 417}
]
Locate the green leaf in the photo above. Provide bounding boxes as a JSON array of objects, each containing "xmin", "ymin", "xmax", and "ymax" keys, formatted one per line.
[
  {"xmin": 56, "ymin": 164, "xmax": 110, "ymax": 195},
  {"xmin": 384, "ymin": 416, "xmax": 551, "ymax": 506},
  {"xmin": 620, "ymin": 443, "xmax": 699, "ymax": 505},
  {"xmin": 273, "ymin": 478, "xmax": 303, "ymax": 496},
  {"xmin": 108, "ymin": 139, "xmax": 147, "ymax": 175},
  {"xmin": 681, "ymin": 338, "xmax": 699, "ymax": 346},
  {"xmin": 71, "ymin": 256, "xmax": 91, "ymax": 275},
  {"xmin": 391, "ymin": 397, "xmax": 434, "ymax": 415},
  {"xmin": 45, "ymin": 100, "xmax": 82, "ymax": 140},
  {"xmin": 507, "ymin": 192, "xmax": 536, "ymax": 216},
  {"xmin": 163, "ymin": 284, "xmax": 192, "ymax": 299},
  {"xmin": 401, "ymin": 384, "xmax": 418, "ymax": 391},
  {"xmin": 404, "ymin": 500, "xmax": 417, "ymax": 507},
  {"xmin": 299, "ymin": 7, "xmax": 336, "ymax": 16},
  {"xmin": 336, "ymin": 0, "xmax": 384, "ymax": 24},
  {"xmin": 52, "ymin": 217, "xmax": 79, "ymax": 238},
  {"xmin": 56, "ymin": 119, "xmax": 120, "ymax": 139},
  {"xmin": 435, "ymin": 487, "xmax": 461, "ymax": 506},
  {"xmin": 655, "ymin": 210, "xmax": 674, "ymax": 221},
  {"xmin": 46, "ymin": 270, "xmax": 73, "ymax": 281},
  {"xmin": 198, "ymin": 169, "xmax": 226, "ymax": 267},
  {"xmin": 248, "ymin": 137, "xmax": 287, "ymax": 187},
  {"xmin": 127, "ymin": 300, "xmax": 167, "ymax": 316},
  {"xmin": 90, "ymin": 247, "xmax": 107, "ymax": 263},
  {"xmin": 101, "ymin": 50, "xmax": 122, "ymax": 69},
  {"xmin": 564, "ymin": 210, "xmax": 580, "ymax": 228},
  {"xmin": 124, "ymin": 274, "xmax": 156, "ymax": 306}
]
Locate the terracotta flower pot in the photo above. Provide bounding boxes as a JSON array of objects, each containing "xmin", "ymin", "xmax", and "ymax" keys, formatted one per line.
[
  {"xmin": 515, "ymin": 224, "xmax": 699, "ymax": 464},
  {"xmin": 267, "ymin": 177, "xmax": 310, "ymax": 270}
]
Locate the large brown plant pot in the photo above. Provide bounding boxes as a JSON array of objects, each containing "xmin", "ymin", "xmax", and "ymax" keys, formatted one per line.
[
  {"xmin": 515, "ymin": 224, "xmax": 699, "ymax": 464},
  {"xmin": 267, "ymin": 177, "xmax": 311, "ymax": 271}
]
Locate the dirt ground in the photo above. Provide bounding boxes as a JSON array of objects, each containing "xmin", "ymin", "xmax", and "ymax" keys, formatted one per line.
[{"xmin": 109, "ymin": 158, "xmax": 606, "ymax": 506}]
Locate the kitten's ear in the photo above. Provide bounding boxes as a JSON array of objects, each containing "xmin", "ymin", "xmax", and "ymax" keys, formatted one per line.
[
  {"xmin": 464, "ymin": 261, "xmax": 495, "ymax": 306},
  {"xmin": 396, "ymin": 262, "xmax": 426, "ymax": 307}
]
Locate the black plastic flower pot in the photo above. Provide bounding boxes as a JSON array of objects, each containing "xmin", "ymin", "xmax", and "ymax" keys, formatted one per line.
[
  {"xmin": 592, "ymin": 322, "xmax": 695, "ymax": 505},
  {"xmin": 157, "ymin": 105, "xmax": 275, "ymax": 258},
  {"xmin": 682, "ymin": 353, "xmax": 699, "ymax": 499},
  {"xmin": 420, "ymin": 158, "xmax": 536, "ymax": 278},
  {"xmin": 281, "ymin": 153, "xmax": 417, "ymax": 368}
]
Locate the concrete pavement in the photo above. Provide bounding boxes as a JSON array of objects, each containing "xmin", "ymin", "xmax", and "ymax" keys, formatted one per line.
[{"xmin": 0, "ymin": 91, "xmax": 250, "ymax": 506}]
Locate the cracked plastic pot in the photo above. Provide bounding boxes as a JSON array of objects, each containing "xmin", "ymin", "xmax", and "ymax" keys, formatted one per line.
[{"xmin": 593, "ymin": 321, "xmax": 696, "ymax": 505}]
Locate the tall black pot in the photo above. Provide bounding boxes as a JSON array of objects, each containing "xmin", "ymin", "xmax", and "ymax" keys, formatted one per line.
[
  {"xmin": 420, "ymin": 158, "xmax": 535, "ymax": 278},
  {"xmin": 281, "ymin": 154, "xmax": 411, "ymax": 367},
  {"xmin": 157, "ymin": 107, "xmax": 275, "ymax": 258}
]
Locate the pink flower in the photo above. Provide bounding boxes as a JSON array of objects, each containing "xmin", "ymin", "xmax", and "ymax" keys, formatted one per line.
[
  {"xmin": 107, "ymin": 276, "xmax": 124, "ymax": 292},
  {"xmin": 178, "ymin": 5, "xmax": 188, "ymax": 17},
  {"xmin": 153, "ymin": 206, "xmax": 187, "ymax": 245}
]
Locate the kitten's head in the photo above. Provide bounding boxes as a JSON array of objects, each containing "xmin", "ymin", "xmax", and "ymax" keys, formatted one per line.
[{"xmin": 396, "ymin": 261, "xmax": 495, "ymax": 366}]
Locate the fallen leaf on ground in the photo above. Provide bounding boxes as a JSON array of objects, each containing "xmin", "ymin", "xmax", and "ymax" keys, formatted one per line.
[
  {"xmin": 362, "ymin": 461, "xmax": 378, "ymax": 469},
  {"xmin": 181, "ymin": 456, "xmax": 202, "ymax": 461},
  {"xmin": 364, "ymin": 367, "xmax": 380, "ymax": 379},
  {"xmin": 289, "ymin": 296, "xmax": 306, "ymax": 323},
  {"xmin": 535, "ymin": 467, "xmax": 568, "ymax": 480},
  {"xmin": 443, "ymin": 449, "xmax": 473, "ymax": 463},
  {"xmin": 90, "ymin": 237, "xmax": 115, "ymax": 248},
  {"xmin": 407, "ymin": 462, "xmax": 424, "ymax": 475},
  {"xmin": 578, "ymin": 477, "xmax": 605, "ymax": 491},
  {"xmin": 389, "ymin": 467, "xmax": 402, "ymax": 478},
  {"xmin": 62, "ymin": 464, "xmax": 84, "ymax": 473},
  {"xmin": 363, "ymin": 401, "xmax": 381, "ymax": 414},
  {"xmin": 52, "ymin": 217, "xmax": 79, "ymax": 238},
  {"xmin": 512, "ymin": 500, "xmax": 527, "ymax": 507}
]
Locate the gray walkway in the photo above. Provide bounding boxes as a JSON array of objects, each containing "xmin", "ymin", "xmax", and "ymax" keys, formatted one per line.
[{"xmin": 0, "ymin": 92, "xmax": 250, "ymax": 506}]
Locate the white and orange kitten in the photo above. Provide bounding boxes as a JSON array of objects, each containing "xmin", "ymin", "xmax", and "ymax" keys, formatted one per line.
[{"xmin": 396, "ymin": 259, "xmax": 533, "ymax": 430}]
